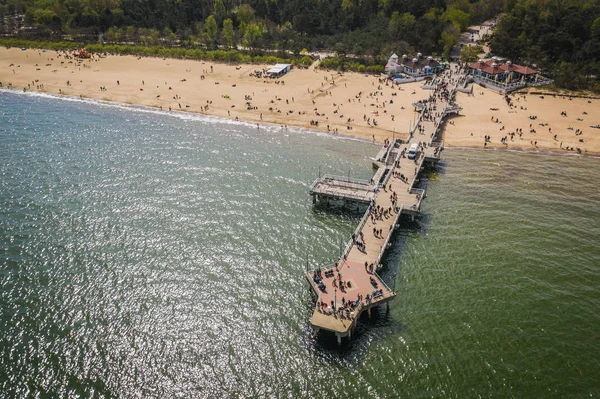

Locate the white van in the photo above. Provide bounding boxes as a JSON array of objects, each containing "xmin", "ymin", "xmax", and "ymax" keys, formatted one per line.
[{"xmin": 407, "ymin": 143, "xmax": 419, "ymax": 159}]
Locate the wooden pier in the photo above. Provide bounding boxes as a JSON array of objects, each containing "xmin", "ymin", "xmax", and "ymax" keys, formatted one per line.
[{"xmin": 306, "ymin": 78, "xmax": 461, "ymax": 345}]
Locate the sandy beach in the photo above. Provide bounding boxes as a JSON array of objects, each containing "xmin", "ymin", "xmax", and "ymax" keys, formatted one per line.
[
  {"xmin": 1, "ymin": 47, "xmax": 599, "ymax": 155},
  {"xmin": 445, "ymin": 88, "xmax": 600, "ymax": 156},
  {"xmin": 0, "ymin": 47, "xmax": 421, "ymax": 144}
]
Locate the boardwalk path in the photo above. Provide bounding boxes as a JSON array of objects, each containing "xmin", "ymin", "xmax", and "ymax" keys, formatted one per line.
[{"xmin": 306, "ymin": 68, "xmax": 465, "ymax": 343}]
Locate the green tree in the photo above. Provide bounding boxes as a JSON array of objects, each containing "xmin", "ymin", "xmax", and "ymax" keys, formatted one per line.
[
  {"xmin": 214, "ymin": 0, "xmax": 226, "ymax": 26},
  {"xmin": 32, "ymin": 8, "xmax": 59, "ymax": 29},
  {"xmin": 592, "ymin": 16, "xmax": 600, "ymax": 40},
  {"xmin": 441, "ymin": 8, "xmax": 471, "ymax": 31},
  {"xmin": 204, "ymin": 15, "xmax": 218, "ymax": 49},
  {"xmin": 221, "ymin": 18, "xmax": 234, "ymax": 48},
  {"xmin": 389, "ymin": 11, "xmax": 416, "ymax": 41},
  {"xmin": 378, "ymin": 0, "xmax": 388, "ymax": 14},
  {"xmin": 148, "ymin": 29, "xmax": 160, "ymax": 46},
  {"xmin": 243, "ymin": 22, "xmax": 262, "ymax": 50},
  {"xmin": 460, "ymin": 45, "xmax": 479, "ymax": 63},
  {"xmin": 164, "ymin": 27, "xmax": 177, "ymax": 46},
  {"xmin": 106, "ymin": 26, "xmax": 117, "ymax": 42},
  {"xmin": 238, "ymin": 21, "xmax": 247, "ymax": 38},
  {"xmin": 125, "ymin": 26, "xmax": 136, "ymax": 42},
  {"xmin": 341, "ymin": 0, "xmax": 353, "ymax": 11},
  {"xmin": 440, "ymin": 24, "xmax": 459, "ymax": 57},
  {"xmin": 450, "ymin": 0, "xmax": 472, "ymax": 15},
  {"xmin": 236, "ymin": 4, "xmax": 255, "ymax": 25}
]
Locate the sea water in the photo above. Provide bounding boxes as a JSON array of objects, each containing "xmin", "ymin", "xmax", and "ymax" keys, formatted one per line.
[{"xmin": 1, "ymin": 90, "xmax": 599, "ymax": 398}]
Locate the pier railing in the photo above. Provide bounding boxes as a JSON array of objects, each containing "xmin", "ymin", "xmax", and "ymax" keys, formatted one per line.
[
  {"xmin": 382, "ymin": 145, "xmax": 396, "ymax": 165},
  {"xmin": 380, "ymin": 144, "xmax": 404, "ymax": 188},
  {"xmin": 375, "ymin": 205, "xmax": 404, "ymax": 267},
  {"xmin": 319, "ymin": 174, "xmax": 373, "ymax": 186},
  {"xmin": 379, "ymin": 164, "xmax": 395, "ymax": 188},
  {"xmin": 412, "ymin": 101, "xmax": 426, "ymax": 110},
  {"xmin": 374, "ymin": 143, "xmax": 396, "ymax": 163},
  {"xmin": 309, "ymin": 263, "xmax": 337, "ymax": 275},
  {"xmin": 373, "ymin": 271, "xmax": 394, "ymax": 295},
  {"xmin": 342, "ymin": 209, "xmax": 371, "ymax": 259},
  {"xmin": 427, "ymin": 99, "xmax": 458, "ymax": 146},
  {"xmin": 472, "ymin": 76, "xmax": 526, "ymax": 93},
  {"xmin": 310, "ymin": 174, "xmax": 378, "ymax": 194},
  {"xmin": 408, "ymin": 153, "xmax": 425, "ymax": 190},
  {"xmin": 415, "ymin": 107, "xmax": 426, "ymax": 134},
  {"xmin": 410, "ymin": 188, "xmax": 425, "ymax": 210},
  {"xmin": 314, "ymin": 188, "xmax": 373, "ymax": 203}
]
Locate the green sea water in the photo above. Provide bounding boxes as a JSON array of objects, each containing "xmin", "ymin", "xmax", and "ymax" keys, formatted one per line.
[{"xmin": 1, "ymin": 91, "xmax": 599, "ymax": 398}]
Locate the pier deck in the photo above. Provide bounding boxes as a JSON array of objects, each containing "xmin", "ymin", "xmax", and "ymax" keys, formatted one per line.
[
  {"xmin": 306, "ymin": 75, "xmax": 463, "ymax": 343},
  {"xmin": 309, "ymin": 175, "xmax": 377, "ymax": 204}
]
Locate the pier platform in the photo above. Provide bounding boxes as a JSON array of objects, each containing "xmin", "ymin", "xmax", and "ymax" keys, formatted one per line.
[
  {"xmin": 309, "ymin": 175, "xmax": 377, "ymax": 204},
  {"xmin": 306, "ymin": 75, "xmax": 463, "ymax": 345}
]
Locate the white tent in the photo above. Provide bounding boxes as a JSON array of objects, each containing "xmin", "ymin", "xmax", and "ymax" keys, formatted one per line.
[{"xmin": 267, "ymin": 64, "xmax": 291, "ymax": 78}]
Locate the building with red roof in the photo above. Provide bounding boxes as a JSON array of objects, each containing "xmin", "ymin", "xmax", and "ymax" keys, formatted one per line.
[{"xmin": 467, "ymin": 58, "xmax": 551, "ymax": 92}]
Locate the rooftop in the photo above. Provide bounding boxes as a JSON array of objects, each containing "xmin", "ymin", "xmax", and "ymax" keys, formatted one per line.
[
  {"xmin": 468, "ymin": 60, "xmax": 537, "ymax": 75},
  {"xmin": 387, "ymin": 54, "xmax": 440, "ymax": 71},
  {"xmin": 267, "ymin": 63, "xmax": 291, "ymax": 74}
]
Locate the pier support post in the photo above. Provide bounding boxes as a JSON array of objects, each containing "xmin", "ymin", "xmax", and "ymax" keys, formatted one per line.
[
  {"xmin": 312, "ymin": 194, "xmax": 316, "ymax": 204},
  {"xmin": 367, "ymin": 308, "xmax": 372, "ymax": 318},
  {"xmin": 337, "ymin": 335, "xmax": 342, "ymax": 346},
  {"xmin": 386, "ymin": 303, "xmax": 390, "ymax": 313}
]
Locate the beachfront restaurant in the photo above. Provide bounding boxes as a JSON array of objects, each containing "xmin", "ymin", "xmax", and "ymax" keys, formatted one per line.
[
  {"xmin": 385, "ymin": 53, "xmax": 443, "ymax": 78},
  {"xmin": 267, "ymin": 63, "xmax": 291, "ymax": 78},
  {"xmin": 467, "ymin": 59, "xmax": 547, "ymax": 90}
]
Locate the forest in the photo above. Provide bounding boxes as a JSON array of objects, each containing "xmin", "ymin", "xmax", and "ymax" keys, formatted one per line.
[
  {"xmin": 490, "ymin": 0, "xmax": 600, "ymax": 92},
  {"xmin": 1, "ymin": 0, "xmax": 599, "ymax": 91},
  {"xmin": 0, "ymin": 0, "xmax": 501, "ymax": 58}
]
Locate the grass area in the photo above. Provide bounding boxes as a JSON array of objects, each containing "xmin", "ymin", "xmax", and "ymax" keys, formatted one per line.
[{"xmin": 318, "ymin": 57, "xmax": 385, "ymax": 74}]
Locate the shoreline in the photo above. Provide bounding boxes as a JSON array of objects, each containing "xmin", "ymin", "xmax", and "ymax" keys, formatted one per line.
[
  {"xmin": 0, "ymin": 47, "xmax": 417, "ymax": 145},
  {"xmin": 1, "ymin": 47, "xmax": 599, "ymax": 157},
  {"xmin": 445, "ymin": 144, "xmax": 600, "ymax": 159},
  {"xmin": 0, "ymin": 86, "xmax": 379, "ymax": 145},
  {"xmin": 4, "ymin": 85, "xmax": 598, "ymax": 159}
]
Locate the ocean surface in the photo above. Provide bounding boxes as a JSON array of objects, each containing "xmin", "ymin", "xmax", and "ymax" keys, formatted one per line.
[{"xmin": 1, "ymin": 90, "xmax": 599, "ymax": 398}]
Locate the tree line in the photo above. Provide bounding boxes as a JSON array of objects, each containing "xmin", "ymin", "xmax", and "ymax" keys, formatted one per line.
[
  {"xmin": 490, "ymin": 0, "xmax": 600, "ymax": 92},
  {"xmin": 4, "ymin": 0, "xmax": 597, "ymax": 91},
  {"xmin": 0, "ymin": 0, "xmax": 502, "ymax": 60}
]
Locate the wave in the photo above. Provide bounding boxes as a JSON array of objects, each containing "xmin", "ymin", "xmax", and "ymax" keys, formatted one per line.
[{"xmin": 0, "ymin": 87, "xmax": 372, "ymax": 144}]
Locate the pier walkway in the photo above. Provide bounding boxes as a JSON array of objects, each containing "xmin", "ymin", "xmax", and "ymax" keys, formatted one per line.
[{"xmin": 306, "ymin": 71, "xmax": 463, "ymax": 344}]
